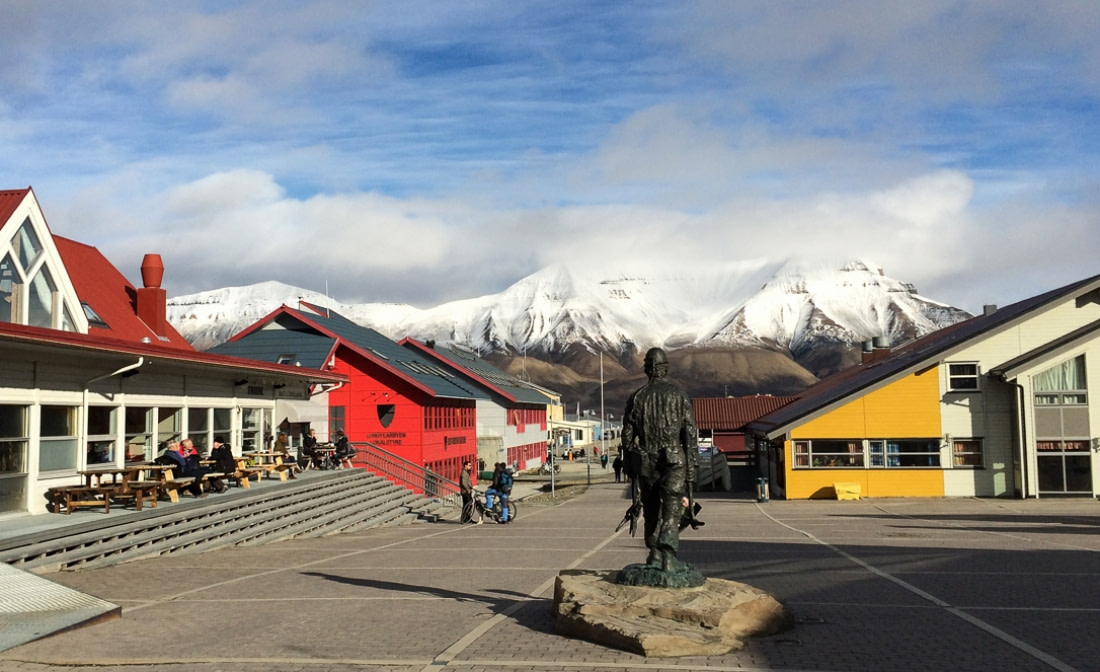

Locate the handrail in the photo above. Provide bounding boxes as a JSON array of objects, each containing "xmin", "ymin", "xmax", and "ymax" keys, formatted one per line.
[
  {"xmin": 353, "ymin": 442, "xmax": 462, "ymax": 508},
  {"xmin": 696, "ymin": 450, "xmax": 728, "ymax": 490}
]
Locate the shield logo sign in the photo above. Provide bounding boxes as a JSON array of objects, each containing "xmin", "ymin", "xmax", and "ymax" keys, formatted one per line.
[{"xmin": 377, "ymin": 404, "xmax": 395, "ymax": 428}]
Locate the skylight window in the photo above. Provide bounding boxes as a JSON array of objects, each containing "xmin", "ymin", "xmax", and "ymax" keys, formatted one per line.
[{"xmin": 82, "ymin": 302, "xmax": 109, "ymax": 328}]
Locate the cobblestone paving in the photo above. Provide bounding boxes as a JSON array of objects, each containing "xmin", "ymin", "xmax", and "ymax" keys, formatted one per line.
[{"xmin": 2, "ymin": 485, "xmax": 1097, "ymax": 672}]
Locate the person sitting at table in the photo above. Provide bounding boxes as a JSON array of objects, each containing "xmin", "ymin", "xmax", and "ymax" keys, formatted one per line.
[
  {"xmin": 332, "ymin": 429, "xmax": 355, "ymax": 468},
  {"xmin": 209, "ymin": 435, "xmax": 236, "ymax": 486},
  {"xmin": 271, "ymin": 431, "xmax": 298, "ymax": 478},
  {"xmin": 155, "ymin": 441, "xmax": 204, "ymax": 498},
  {"xmin": 299, "ymin": 428, "xmax": 320, "ymax": 470},
  {"xmin": 182, "ymin": 438, "xmax": 229, "ymax": 493}
]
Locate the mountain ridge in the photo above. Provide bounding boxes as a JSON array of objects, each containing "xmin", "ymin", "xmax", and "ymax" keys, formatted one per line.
[{"xmin": 167, "ymin": 259, "xmax": 972, "ymax": 411}]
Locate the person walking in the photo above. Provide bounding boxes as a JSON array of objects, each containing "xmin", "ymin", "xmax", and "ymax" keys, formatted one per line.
[
  {"xmin": 459, "ymin": 461, "xmax": 476, "ymax": 524},
  {"xmin": 612, "ymin": 452, "xmax": 623, "ymax": 482}
]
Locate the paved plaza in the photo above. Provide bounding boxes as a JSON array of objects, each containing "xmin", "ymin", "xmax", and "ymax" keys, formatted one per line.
[{"xmin": 1, "ymin": 478, "xmax": 1098, "ymax": 672}]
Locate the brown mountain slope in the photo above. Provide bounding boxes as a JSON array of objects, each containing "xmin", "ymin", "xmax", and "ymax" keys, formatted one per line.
[{"xmin": 486, "ymin": 345, "xmax": 818, "ymax": 416}]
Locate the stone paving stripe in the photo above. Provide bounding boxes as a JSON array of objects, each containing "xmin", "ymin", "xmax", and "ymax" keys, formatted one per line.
[
  {"xmin": 423, "ymin": 520, "xmax": 627, "ymax": 671},
  {"xmin": 122, "ymin": 524, "xmax": 468, "ymax": 615},
  {"xmin": 760, "ymin": 505, "xmax": 1081, "ymax": 672},
  {"xmin": 0, "ymin": 563, "xmax": 120, "ymax": 652}
]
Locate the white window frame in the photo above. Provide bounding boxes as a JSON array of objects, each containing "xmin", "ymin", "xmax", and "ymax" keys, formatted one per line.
[
  {"xmin": 947, "ymin": 362, "xmax": 981, "ymax": 391},
  {"xmin": 952, "ymin": 438, "xmax": 984, "ymax": 468}
]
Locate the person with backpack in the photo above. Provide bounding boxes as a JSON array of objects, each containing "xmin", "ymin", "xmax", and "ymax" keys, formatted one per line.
[
  {"xmin": 497, "ymin": 466, "xmax": 514, "ymax": 523},
  {"xmin": 484, "ymin": 462, "xmax": 503, "ymax": 513},
  {"xmin": 333, "ymin": 429, "xmax": 356, "ymax": 468}
]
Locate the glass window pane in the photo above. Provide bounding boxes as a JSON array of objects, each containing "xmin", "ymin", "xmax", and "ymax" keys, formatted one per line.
[
  {"xmin": 41, "ymin": 405, "xmax": 75, "ymax": 437},
  {"xmin": 87, "ymin": 440, "xmax": 114, "ymax": 464},
  {"xmin": 13, "ymin": 218, "xmax": 43, "ymax": 270},
  {"xmin": 158, "ymin": 407, "xmax": 180, "ymax": 444},
  {"xmin": 0, "ymin": 440, "xmax": 27, "ymax": 474},
  {"xmin": 40, "ymin": 438, "xmax": 78, "ymax": 471},
  {"xmin": 0, "ymin": 405, "xmax": 26, "ymax": 438},
  {"xmin": 27, "ymin": 266, "xmax": 57, "ymax": 328},
  {"xmin": 60, "ymin": 302, "xmax": 77, "ymax": 331},
  {"xmin": 88, "ymin": 407, "xmax": 115, "ymax": 435},
  {"xmin": 0, "ymin": 253, "xmax": 22, "ymax": 324},
  {"xmin": 0, "ymin": 475, "xmax": 27, "ymax": 514}
]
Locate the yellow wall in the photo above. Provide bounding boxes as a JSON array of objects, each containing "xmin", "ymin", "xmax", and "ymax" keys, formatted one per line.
[
  {"xmin": 785, "ymin": 366, "xmax": 945, "ymax": 499},
  {"xmin": 784, "ymin": 466, "xmax": 945, "ymax": 499}
]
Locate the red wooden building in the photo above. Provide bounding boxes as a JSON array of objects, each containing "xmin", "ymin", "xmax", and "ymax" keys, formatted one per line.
[{"xmin": 211, "ymin": 304, "xmax": 485, "ymax": 484}]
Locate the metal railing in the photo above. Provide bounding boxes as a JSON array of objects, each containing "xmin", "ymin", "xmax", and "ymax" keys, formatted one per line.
[
  {"xmin": 696, "ymin": 449, "xmax": 729, "ymax": 490},
  {"xmin": 354, "ymin": 442, "xmax": 462, "ymax": 508}
]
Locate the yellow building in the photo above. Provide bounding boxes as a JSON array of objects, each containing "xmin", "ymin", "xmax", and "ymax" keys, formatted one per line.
[{"xmin": 748, "ymin": 275, "xmax": 1100, "ymax": 500}]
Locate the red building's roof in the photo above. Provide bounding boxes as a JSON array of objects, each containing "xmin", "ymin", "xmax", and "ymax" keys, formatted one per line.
[
  {"xmin": 0, "ymin": 187, "xmax": 31, "ymax": 222},
  {"xmin": 693, "ymin": 395, "xmax": 799, "ymax": 431}
]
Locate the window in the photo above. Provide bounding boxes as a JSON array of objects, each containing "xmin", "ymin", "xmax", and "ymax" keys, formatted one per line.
[
  {"xmin": 12, "ymin": 218, "xmax": 42, "ymax": 270},
  {"xmin": 188, "ymin": 408, "xmax": 210, "ymax": 453},
  {"xmin": 948, "ymin": 363, "xmax": 980, "ymax": 391},
  {"xmin": 242, "ymin": 407, "xmax": 271, "ymax": 451},
  {"xmin": 0, "ymin": 405, "xmax": 28, "ymax": 513},
  {"xmin": 328, "ymin": 405, "xmax": 345, "ymax": 435},
  {"xmin": 792, "ymin": 440, "xmax": 865, "ymax": 468},
  {"xmin": 277, "ymin": 354, "xmax": 296, "ymax": 365},
  {"xmin": 0, "ymin": 253, "xmax": 22, "ymax": 324},
  {"xmin": 1, "ymin": 219, "xmax": 75, "ymax": 330},
  {"xmin": 82, "ymin": 302, "xmax": 108, "ymax": 328},
  {"xmin": 885, "ymin": 439, "xmax": 941, "ymax": 467},
  {"xmin": 86, "ymin": 406, "xmax": 117, "ymax": 464},
  {"xmin": 213, "ymin": 408, "xmax": 232, "ymax": 445},
  {"xmin": 27, "ymin": 266, "xmax": 57, "ymax": 328},
  {"xmin": 158, "ymin": 407, "xmax": 181, "ymax": 447},
  {"xmin": 952, "ymin": 439, "xmax": 983, "ymax": 467},
  {"xmin": 40, "ymin": 405, "xmax": 78, "ymax": 472},
  {"xmin": 125, "ymin": 407, "xmax": 153, "ymax": 461},
  {"xmin": 796, "ymin": 438, "xmax": 941, "ymax": 468}
]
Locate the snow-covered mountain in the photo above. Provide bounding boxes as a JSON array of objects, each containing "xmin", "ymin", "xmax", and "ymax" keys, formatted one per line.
[{"xmin": 167, "ymin": 259, "xmax": 971, "ymax": 370}]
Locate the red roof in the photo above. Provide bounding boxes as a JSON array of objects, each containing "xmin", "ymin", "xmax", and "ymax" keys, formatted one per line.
[
  {"xmin": 0, "ymin": 188, "xmax": 32, "ymax": 224},
  {"xmin": 53, "ymin": 236, "xmax": 193, "ymax": 349},
  {"xmin": 0, "ymin": 318, "xmax": 347, "ymax": 382},
  {"xmin": 693, "ymin": 395, "xmax": 799, "ymax": 430}
]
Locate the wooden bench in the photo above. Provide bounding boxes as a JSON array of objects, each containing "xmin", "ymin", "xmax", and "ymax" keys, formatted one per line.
[
  {"xmin": 109, "ymin": 481, "xmax": 160, "ymax": 512},
  {"xmin": 161, "ymin": 476, "xmax": 197, "ymax": 503},
  {"xmin": 47, "ymin": 485, "xmax": 116, "ymax": 514}
]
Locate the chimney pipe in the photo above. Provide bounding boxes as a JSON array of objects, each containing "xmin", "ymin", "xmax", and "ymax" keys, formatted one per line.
[
  {"xmin": 871, "ymin": 335, "xmax": 891, "ymax": 362},
  {"xmin": 861, "ymin": 340, "xmax": 875, "ymax": 365},
  {"xmin": 136, "ymin": 254, "xmax": 168, "ymax": 338},
  {"xmin": 983, "ymin": 304, "xmax": 997, "ymax": 316}
]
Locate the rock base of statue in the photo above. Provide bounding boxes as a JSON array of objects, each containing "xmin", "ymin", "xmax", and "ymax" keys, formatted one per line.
[
  {"xmin": 553, "ymin": 569, "xmax": 792, "ymax": 658},
  {"xmin": 616, "ymin": 561, "xmax": 705, "ymax": 588}
]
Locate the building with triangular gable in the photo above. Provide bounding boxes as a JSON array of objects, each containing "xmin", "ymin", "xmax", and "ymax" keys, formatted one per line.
[
  {"xmin": 209, "ymin": 304, "xmax": 489, "ymax": 483},
  {"xmin": 748, "ymin": 274, "xmax": 1100, "ymax": 499},
  {"xmin": 400, "ymin": 338, "xmax": 555, "ymax": 471},
  {"xmin": 0, "ymin": 188, "xmax": 345, "ymax": 515}
]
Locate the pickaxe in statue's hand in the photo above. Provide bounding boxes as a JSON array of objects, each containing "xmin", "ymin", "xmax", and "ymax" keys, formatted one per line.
[
  {"xmin": 679, "ymin": 482, "xmax": 705, "ymax": 531},
  {"xmin": 615, "ymin": 476, "xmax": 643, "ymax": 536}
]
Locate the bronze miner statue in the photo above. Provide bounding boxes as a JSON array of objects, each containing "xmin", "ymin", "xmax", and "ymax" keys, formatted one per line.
[{"xmin": 616, "ymin": 347, "xmax": 705, "ymax": 588}]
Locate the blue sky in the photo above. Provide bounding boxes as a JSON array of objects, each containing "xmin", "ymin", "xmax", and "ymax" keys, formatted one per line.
[{"xmin": 2, "ymin": 1, "xmax": 1098, "ymax": 312}]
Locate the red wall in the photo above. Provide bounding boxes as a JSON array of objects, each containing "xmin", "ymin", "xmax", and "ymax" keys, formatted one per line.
[{"xmin": 328, "ymin": 348, "xmax": 477, "ymax": 483}]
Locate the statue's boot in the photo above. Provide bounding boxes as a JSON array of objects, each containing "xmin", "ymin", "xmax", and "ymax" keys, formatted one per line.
[
  {"xmin": 661, "ymin": 551, "xmax": 688, "ymax": 573},
  {"xmin": 645, "ymin": 548, "xmax": 662, "ymax": 567}
]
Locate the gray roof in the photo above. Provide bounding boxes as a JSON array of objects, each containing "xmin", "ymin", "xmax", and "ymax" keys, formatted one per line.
[
  {"xmin": 414, "ymin": 343, "xmax": 553, "ymax": 405},
  {"xmin": 209, "ymin": 318, "xmax": 337, "ymax": 369},
  {"xmin": 213, "ymin": 306, "xmax": 488, "ymax": 401}
]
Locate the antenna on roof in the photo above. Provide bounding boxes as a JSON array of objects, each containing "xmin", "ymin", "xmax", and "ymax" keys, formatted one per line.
[{"xmin": 324, "ymin": 280, "xmax": 331, "ymax": 317}]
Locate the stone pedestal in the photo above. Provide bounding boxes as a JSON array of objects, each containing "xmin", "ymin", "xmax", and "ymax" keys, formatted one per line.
[{"xmin": 553, "ymin": 569, "xmax": 792, "ymax": 658}]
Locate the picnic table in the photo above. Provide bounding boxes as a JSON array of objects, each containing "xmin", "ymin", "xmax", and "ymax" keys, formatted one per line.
[
  {"xmin": 48, "ymin": 464, "xmax": 168, "ymax": 514},
  {"xmin": 242, "ymin": 451, "xmax": 298, "ymax": 481}
]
